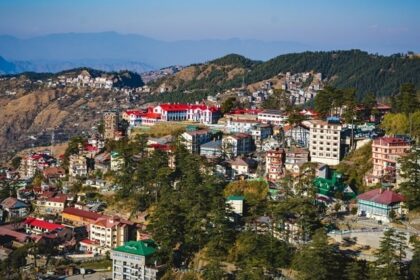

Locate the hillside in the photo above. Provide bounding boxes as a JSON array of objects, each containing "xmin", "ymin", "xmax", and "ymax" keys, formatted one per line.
[
  {"xmin": 0, "ymin": 69, "xmax": 144, "ymax": 161},
  {"xmin": 148, "ymin": 50, "xmax": 420, "ymax": 102}
]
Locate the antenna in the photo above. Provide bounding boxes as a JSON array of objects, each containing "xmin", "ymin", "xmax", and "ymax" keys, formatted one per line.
[{"xmin": 51, "ymin": 130, "xmax": 55, "ymax": 156}]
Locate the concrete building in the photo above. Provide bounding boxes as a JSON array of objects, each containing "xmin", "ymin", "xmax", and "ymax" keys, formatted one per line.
[
  {"xmin": 309, "ymin": 119, "xmax": 343, "ymax": 165},
  {"xmin": 265, "ymin": 149, "xmax": 285, "ymax": 182},
  {"xmin": 357, "ymin": 188, "xmax": 405, "ymax": 223},
  {"xmin": 200, "ymin": 140, "xmax": 222, "ymax": 158},
  {"xmin": 104, "ymin": 111, "xmax": 119, "ymax": 140},
  {"xmin": 284, "ymin": 147, "xmax": 309, "ymax": 175},
  {"xmin": 227, "ymin": 195, "xmax": 244, "ymax": 216},
  {"xmin": 89, "ymin": 216, "xmax": 131, "ymax": 251},
  {"xmin": 258, "ymin": 109, "xmax": 287, "ymax": 125},
  {"xmin": 111, "ymin": 240, "xmax": 160, "ymax": 280},
  {"xmin": 365, "ymin": 137, "xmax": 411, "ymax": 185},
  {"xmin": 222, "ymin": 133, "xmax": 254, "ymax": 158},
  {"xmin": 69, "ymin": 154, "xmax": 87, "ymax": 177},
  {"xmin": 181, "ymin": 129, "xmax": 214, "ymax": 154}
]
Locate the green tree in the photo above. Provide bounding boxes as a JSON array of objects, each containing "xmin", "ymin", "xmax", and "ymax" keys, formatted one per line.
[
  {"xmin": 292, "ymin": 229, "xmax": 341, "ymax": 280},
  {"xmin": 392, "ymin": 83, "xmax": 419, "ymax": 114},
  {"xmin": 398, "ymin": 147, "xmax": 420, "ymax": 210},
  {"xmin": 371, "ymin": 228, "xmax": 407, "ymax": 280},
  {"xmin": 11, "ymin": 156, "xmax": 21, "ymax": 170},
  {"xmin": 314, "ymin": 86, "xmax": 335, "ymax": 118},
  {"xmin": 344, "ymin": 259, "xmax": 369, "ymax": 280},
  {"xmin": 221, "ymin": 97, "xmax": 237, "ymax": 114},
  {"xmin": 409, "ymin": 241, "xmax": 420, "ymax": 280},
  {"xmin": 381, "ymin": 113, "xmax": 409, "ymax": 135}
]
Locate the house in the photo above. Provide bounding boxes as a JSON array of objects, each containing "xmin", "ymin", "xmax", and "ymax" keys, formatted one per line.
[
  {"xmin": 309, "ymin": 118, "xmax": 343, "ymax": 165},
  {"xmin": 226, "ymin": 195, "xmax": 244, "ymax": 216},
  {"xmin": 365, "ymin": 137, "xmax": 411, "ymax": 185},
  {"xmin": 225, "ymin": 117, "xmax": 260, "ymax": 134},
  {"xmin": 69, "ymin": 154, "xmax": 87, "ymax": 177},
  {"xmin": 258, "ymin": 109, "xmax": 287, "ymax": 125},
  {"xmin": 1, "ymin": 197, "xmax": 29, "ymax": 221},
  {"xmin": 36, "ymin": 195, "xmax": 68, "ymax": 215},
  {"xmin": 110, "ymin": 151, "xmax": 124, "ymax": 172},
  {"xmin": 19, "ymin": 152, "xmax": 56, "ymax": 180},
  {"xmin": 111, "ymin": 240, "xmax": 160, "ymax": 280},
  {"xmin": 284, "ymin": 123, "xmax": 310, "ymax": 148},
  {"xmin": 250, "ymin": 124, "xmax": 273, "ymax": 147},
  {"xmin": 61, "ymin": 207, "xmax": 103, "ymax": 227},
  {"xmin": 181, "ymin": 129, "xmax": 214, "ymax": 154},
  {"xmin": 357, "ymin": 188, "xmax": 405, "ymax": 223},
  {"xmin": 122, "ymin": 109, "xmax": 144, "ymax": 127},
  {"xmin": 146, "ymin": 144, "xmax": 175, "ymax": 169},
  {"xmin": 200, "ymin": 140, "xmax": 222, "ymax": 158},
  {"xmin": 265, "ymin": 149, "xmax": 285, "ymax": 182},
  {"xmin": 284, "ymin": 147, "xmax": 309, "ymax": 175},
  {"xmin": 25, "ymin": 217, "xmax": 64, "ymax": 235},
  {"xmin": 228, "ymin": 157, "xmax": 255, "ymax": 176},
  {"xmin": 222, "ymin": 133, "xmax": 254, "ymax": 158},
  {"xmin": 314, "ymin": 172, "xmax": 356, "ymax": 202},
  {"xmin": 42, "ymin": 167, "xmax": 66, "ymax": 181}
]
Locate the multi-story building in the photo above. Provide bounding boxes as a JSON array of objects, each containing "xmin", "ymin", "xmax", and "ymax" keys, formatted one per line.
[
  {"xmin": 19, "ymin": 153, "xmax": 56, "ymax": 180},
  {"xmin": 111, "ymin": 240, "xmax": 160, "ymax": 280},
  {"xmin": 104, "ymin": 111, "xmax": 119, "ymax": 140},
  {"xmin": 225, "ymin": 117, "xmax": 260, "ymax": 134},
  {"xmin": 258, "ymin": 109, "xmax": 287, "ymax": 126},
  {"xmin": 69, "ymin": 154, "xmax": 87, "ymax": 177},
  {"xmin": 25, "ymin": 217, "xmax": 64, "ymax": 235},
  {"xmin": 309, "ymin": 119, "xmax": 343, "ymax": 165},
  {"xmin": 36, "ymin": 195, "xmax": 67, "ymax": 215},
  {"xmin": 265, "ymin": 148, "xmax": 285, "ymax": 182},
  {"xmin": 61, "ymin": 207, "xmax": 103, "ymax": 227},
  {"xmin": 222, "ymin": 133, "xmax": 254, "ymax": 158},
  {"xmin": 89, "ymin": 216, "xmax": 132, "ymax": 251},
  {"xmin": 284, "ymin": 123, "xmax": 310, "ymax": 148},
  {"xmin": 181, "ymin": 129, "xmax": 214, "ymax": 154},
  {"xmin": 365, "ymin": 137, "xmax": 411, "ymax": 185}
]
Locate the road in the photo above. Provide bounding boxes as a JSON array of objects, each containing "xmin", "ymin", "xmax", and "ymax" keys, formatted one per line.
[{"xmin": 64, "ymin": 271, "xmax": 112, "ymax": 280}]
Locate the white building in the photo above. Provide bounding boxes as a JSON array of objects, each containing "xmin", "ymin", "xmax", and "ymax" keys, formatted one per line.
[
  {"xmin": 226, "ymin": 195, "xmax": 244, "ymax": 216},
  {"xmin": 258, "ymin": 109, "xmax": 287, "ymax": 125},
  {"xmin": 309, "ymin": 119, "xmax": 342, "ymax": 165},
  {"xmin": 111, "ymin": 240, "xmax": 160, "ymax": 280}
]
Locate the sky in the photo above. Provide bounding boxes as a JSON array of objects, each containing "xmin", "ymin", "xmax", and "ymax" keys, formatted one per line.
[{"xmin": 0, "ymin": 0, "xmax": 419, "ymax": 53}]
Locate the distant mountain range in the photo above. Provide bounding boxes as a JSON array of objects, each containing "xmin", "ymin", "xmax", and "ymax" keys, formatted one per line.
[{"xmin": 0, "ymin": 32, "xmax": 310, "ymax": 74}]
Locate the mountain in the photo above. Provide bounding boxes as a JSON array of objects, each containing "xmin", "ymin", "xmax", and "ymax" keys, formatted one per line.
[
  {"xmin": 147, "ymin": 50, "xmax": 420, "ymax": 102},
  {"xmin": 0, "ymin": 32, "xmax": 309, "ymax": 72},
  {"xmin": 0, "ymin": 56, "xmax": 17, "ymax": 74}
]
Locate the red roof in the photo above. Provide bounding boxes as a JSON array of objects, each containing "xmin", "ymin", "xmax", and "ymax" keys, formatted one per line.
[
  {"xmin": 80, "ymin": 238, "xmax": 99, "ymax": 245},
  {"xmin": 159, "ymin": 103, "xmax": 219, "ymax": 112},
  {"xmin": 46, "ymin": 195, "xmax": 67, "ymax": 203},
  {"xmin": 230, "ymin": 108, "xmax": 262, "ymax": 115},
  {"xmin": 148, "ymin": 143, "xmax": 172, "ymax": 152},
  {"xmin": 357, "ymin": 188, "xmax": 404, "ymax": 205},
  {"xmin": 124, "ymin": 109, "xmax": 144, "ymax": 117},
  {"xmin": 62, "ymin": 207, "xmax": 103, "ymax": 220},
  {"xmin": 143, "ymin": 112, "xmax": 161, "ymax": 119},
  {"xmin": 25, "ymin": 218, "xmax": 64, "ymax": 231}
]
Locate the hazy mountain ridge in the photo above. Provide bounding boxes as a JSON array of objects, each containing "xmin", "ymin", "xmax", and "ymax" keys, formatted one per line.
[{"xmin": 0, "ymin": 32, "xmax": 310, "ymax": 72}]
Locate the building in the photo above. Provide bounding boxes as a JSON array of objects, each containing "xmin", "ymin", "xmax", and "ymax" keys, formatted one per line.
[
  {"xmin": 1, "ymin": 197, "xmax": 29, "ymax": 221},
  {"xmin": 61, "ymin": 207, "xmax": 103, "ymax": 227},
  {"xmin": 222, "ymin": 133, "xmax": 254, "ymax": 158},
  {"xmin": 19, "ymin": 153, "xmax": 56, "ymax": 180},
  {"xmin": 69, "ymin": 154, "xmax": 87, "ymax": 177},
  {"xmin": 111, "ymin": 151, "xmax": 124, "ymax": 172},
  {"xmin": 104, "ymin": 111, "xmax": 119, "ymax": 140},
  {"xmin": 181, "ymin": 129, "xmax": 214, "ymax": 154},
  {"xmin": 258, "ymin": 109, "xmax": 287, "ymax": 125},
  {"xmin": 265, "ymin": 149, "xmax": 285, "ymax": 182},
  {"xmin": 153, "ymin": 103, "xmax": 221, "ymax": 124},
  {"xmin": 229, "ymin": 157, "xmax": 254, "ymax": 176},
  {"xmin": 36, "ymin": 195, "xmax": 67, "ymax": 215},
  {"xmin": 250, "ymin": 124, "xmax": 273, "ymax": 146},
  {"xmin": 25, "ymin": 217, "xmax": 64, "ymax": 235},
  {"xmin": 365, "ymin": 137, "xmax": 411, "ymax": 185},
  {"xmin": 284, "ymin": 123, "xmax": 310, "ymax": 148},
  {"xmin": 111, "ymin": 240, "xmax": 160, "ymax": 280},
  {"xmin": 284, "ymin": 147, "xmax": 309, "ymax": 174},
  {"xmin": 309, "ymin": 118, "xmax": 343, "ymax": 165},
  {"xmin": 227, "ymin": 195, "xmax": 244, "ymax": 217},
  {"xmin": 89, "ymin": 216, "xmax": 132, "ymax": 251},
  {"xmin": 314, "ymin": 172, "xmax": 356, "ymax": 202},
  {"xmin": 357, "ymin": 188, "xmax": 405, "ymax": 223},
  {"xmin": 200, "ymin": 140, "xmax": 222, "ymax": 158},
  {"xmin": 225, "ymin": 117, "xmax": 260, "ymax": 134},
  {"xmin": 122, "ymin": 109, "xmax": 144, "ymax": 127}
]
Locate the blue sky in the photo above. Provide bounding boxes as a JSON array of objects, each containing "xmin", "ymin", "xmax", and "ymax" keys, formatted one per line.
[{"xmin": 0, "ymin": 0, "xmax": 419, "ymax": 53}]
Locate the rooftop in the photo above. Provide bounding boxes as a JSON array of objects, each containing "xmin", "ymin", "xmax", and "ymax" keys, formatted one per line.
[
  {"xmin": 113, "ymin": 240, "xmax": 157, "ymax": 257},
  {"xmin": 357, "ymin": 188, "xmax": 405, "ymax": 205}
]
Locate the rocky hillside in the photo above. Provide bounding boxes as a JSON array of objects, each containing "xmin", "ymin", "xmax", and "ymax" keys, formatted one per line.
[{"xmin": 0, "ymin": 69, "xmax": 143, "ymax": 161}]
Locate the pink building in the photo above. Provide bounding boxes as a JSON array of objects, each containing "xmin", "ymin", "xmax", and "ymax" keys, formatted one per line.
[
  {"xmin": 365, "ymin": 137, "xmax": 411, "ymax": 185},
  {"xmin": 265, "ymin": 148, "xmax": 285, "ymax": 182}
]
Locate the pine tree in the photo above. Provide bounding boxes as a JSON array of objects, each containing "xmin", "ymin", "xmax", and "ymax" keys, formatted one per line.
[{"xmin": 398, "ymin": 147, "xmax": 420, "ymax": 210}]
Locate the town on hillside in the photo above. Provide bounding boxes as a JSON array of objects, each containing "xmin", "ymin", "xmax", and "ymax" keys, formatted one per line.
[{"xmin": 0, "ymin": 75, "xmax": 419, "ymax": 279}]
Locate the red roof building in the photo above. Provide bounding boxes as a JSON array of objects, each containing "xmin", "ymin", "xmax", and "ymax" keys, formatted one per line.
[{"xmin": 25, "ymin": 217, "xmax": 64, "ymax": 234}]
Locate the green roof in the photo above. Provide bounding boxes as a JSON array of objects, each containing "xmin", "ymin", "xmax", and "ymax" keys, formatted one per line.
[
  {"xmin": 113, "ymin": 240, "xmax": 157, "ymax": 257},
  {"xmin": 227, "ymin": 195, "xmax": 245, "ymax": 201}
]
